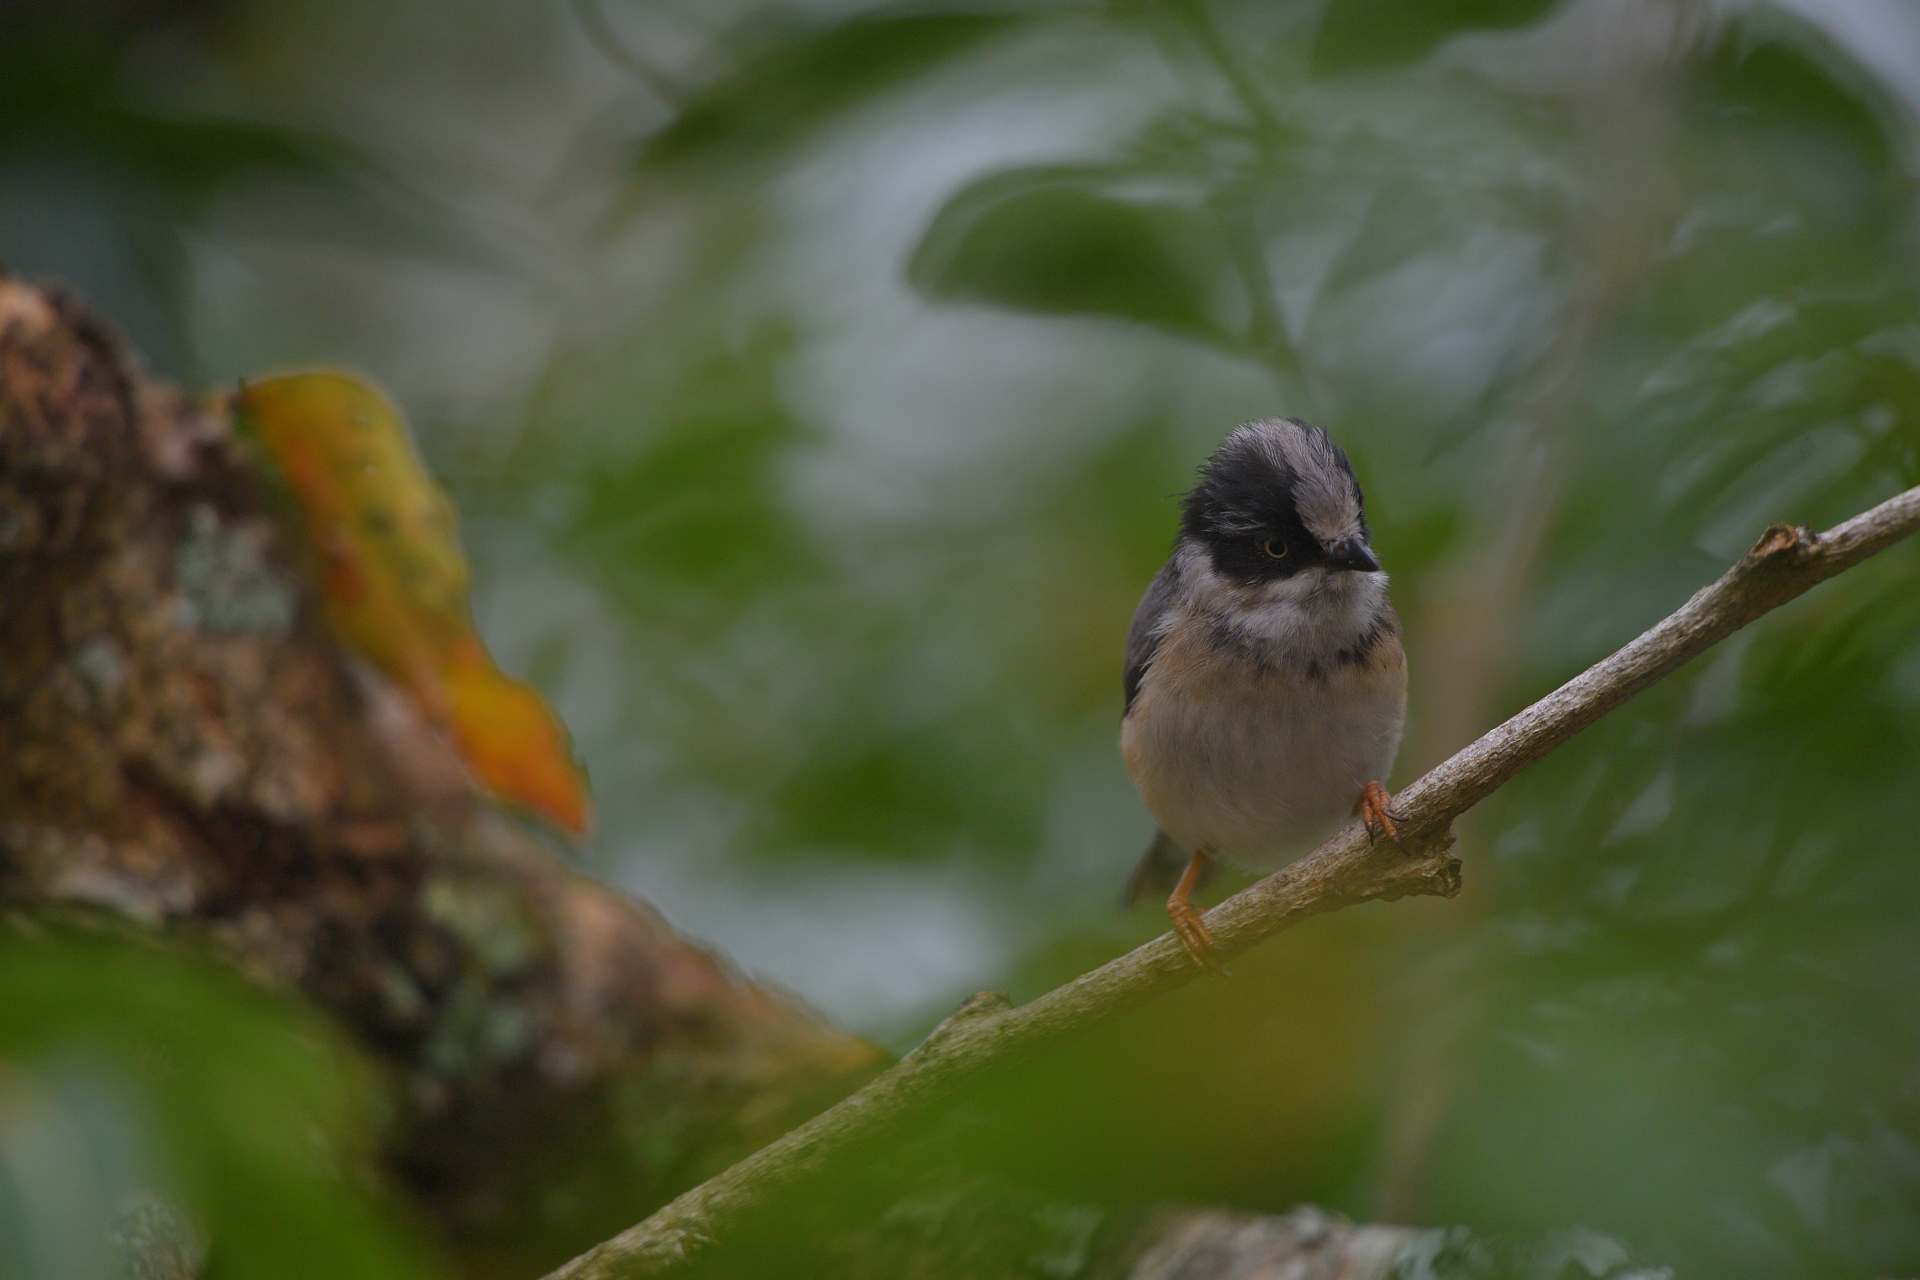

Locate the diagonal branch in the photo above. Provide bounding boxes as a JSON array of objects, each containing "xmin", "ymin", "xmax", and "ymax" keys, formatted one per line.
[{"xmin": 544, "ymin": 486, "xmax": 1920, "ymax": 1280}]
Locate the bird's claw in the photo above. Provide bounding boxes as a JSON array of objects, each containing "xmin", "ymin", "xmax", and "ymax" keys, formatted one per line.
[
  {"xmin": 1167, "ymin": 898, "xmax": 1228, "ymax": 976},
  {"xmin": 1357, "ymin": 780, "xmax": 1402, "ymax": 847}
]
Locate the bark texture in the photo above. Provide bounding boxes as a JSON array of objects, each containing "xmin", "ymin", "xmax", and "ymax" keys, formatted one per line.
[{"xmin": 0, "ymin": 279, "xmax": 882, "ymax": 1277}]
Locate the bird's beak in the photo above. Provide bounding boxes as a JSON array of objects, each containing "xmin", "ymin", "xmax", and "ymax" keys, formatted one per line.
[{"xmin": 1326, "ymin": 538, "xmax": 1380, "ymax": 574}]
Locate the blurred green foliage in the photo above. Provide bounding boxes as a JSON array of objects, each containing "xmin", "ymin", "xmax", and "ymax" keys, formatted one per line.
[
  {"xmin": 5, "ymin": 0, "xmax": 1920, "ymax": 1275},
  {"xmin": 630, "ymin": 8, "xmax": 1024, "ymax": 174},
  {"xmin": 909, "ymin": 163, "xmax": 1240, "ymax": 339},
  {"xmin": 0, "ymin": 930, "xmax": 444, "ymax": 1280},
  {"xmin": 1310, "ymin": 0, "xmax": 1560, "ymax": 71}
]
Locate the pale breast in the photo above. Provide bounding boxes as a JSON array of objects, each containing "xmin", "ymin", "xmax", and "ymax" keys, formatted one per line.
[{"xmin": 1121, "ymin": 614, "xmax": 1406, "ymax": 872}]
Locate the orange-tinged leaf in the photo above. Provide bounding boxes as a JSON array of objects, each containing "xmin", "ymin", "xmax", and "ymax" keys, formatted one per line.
[
  {"xmin": 443, "ymin": 640, "xmax": 591, "ymax": 836},
  {"xmin": 233, "ymin": 372, "xmax": 465, "ymax": 709},
  {"xmin": 231, "ymin": 372, "xmax": 591, "ymax": 835},
  {"xmin": 235, "ymin": 372, "xmax": 467, "ymax": 626}
]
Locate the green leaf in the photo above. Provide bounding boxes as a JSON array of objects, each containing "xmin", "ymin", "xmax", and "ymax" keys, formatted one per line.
[
  {"xmin": 908, "ymin": 164, "xmax": 1239, "ymax": 340},
  {"xmin": 1311, "ymin": 0, "xmax": 1561, "ymax": 72}
]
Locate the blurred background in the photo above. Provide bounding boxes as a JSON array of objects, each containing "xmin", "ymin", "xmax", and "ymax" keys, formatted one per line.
[{"xmin": 4, "ymin": 0, "xmax": 1920, "ymax": 1275}]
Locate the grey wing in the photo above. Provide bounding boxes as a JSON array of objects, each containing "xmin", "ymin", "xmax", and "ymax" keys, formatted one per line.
[{"xmin": 1123, "ymin": 558, "xmax": 1181, "ymax": 717}]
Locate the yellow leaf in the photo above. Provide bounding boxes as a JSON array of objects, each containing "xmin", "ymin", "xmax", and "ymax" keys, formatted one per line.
[
  {"xmin": 444, "ymin": 639, "xmax": 590, "ymax": 837},
  {"xmin": 232, "ymin": 372, "xmax": 590, "ymax": 835}
]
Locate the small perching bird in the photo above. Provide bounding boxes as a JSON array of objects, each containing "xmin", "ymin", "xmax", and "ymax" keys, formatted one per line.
[{"xmin": 1120, "ymin": 419, "xmax": 1406, "ymax": 971}]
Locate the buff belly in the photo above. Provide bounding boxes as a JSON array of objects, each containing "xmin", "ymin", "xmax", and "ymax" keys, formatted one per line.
[{"xmin": 1121, "ymin": 623, "xmax": 1406, "ymax": 873}]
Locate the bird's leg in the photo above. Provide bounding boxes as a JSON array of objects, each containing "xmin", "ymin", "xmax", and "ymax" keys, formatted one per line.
[
  {"xmin": 1167, "ymin": 850, "xmax": 1226, "ymax": 975},
  {"xmin": 1355, "ymin": 780, "xmax": 1403, "ymax": 845}
]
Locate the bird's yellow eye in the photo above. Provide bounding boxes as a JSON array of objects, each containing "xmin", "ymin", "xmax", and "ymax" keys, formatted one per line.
[{"xmin": 1262, "ymin": 538, "xmax": 1288, "ymax": 560}]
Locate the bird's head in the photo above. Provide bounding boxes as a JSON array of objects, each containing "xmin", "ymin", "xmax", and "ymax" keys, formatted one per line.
[{"xmin": 1178, "ymin": 418, "xmax": 1381, "ymax": 603}]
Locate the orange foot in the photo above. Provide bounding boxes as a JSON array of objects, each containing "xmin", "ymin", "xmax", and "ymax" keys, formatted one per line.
[
  {"xmin": 1166, "ymin": 850, "xmax": 1227, "ymax": 976},
  {"xmin": 1356, "ymin": 780, "xmax": 1403, "ymax": 845}
]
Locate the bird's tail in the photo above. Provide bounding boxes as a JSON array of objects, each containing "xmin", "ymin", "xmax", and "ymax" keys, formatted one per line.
[{"xmin": 1122, "ymin": 830, "xmax": 1213, "ymax": 906}]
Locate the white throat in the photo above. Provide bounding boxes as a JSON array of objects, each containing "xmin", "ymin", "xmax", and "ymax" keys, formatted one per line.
[{"xmin": 1175, "ymin": 542, "xmax": 1389, "ymax": 664}]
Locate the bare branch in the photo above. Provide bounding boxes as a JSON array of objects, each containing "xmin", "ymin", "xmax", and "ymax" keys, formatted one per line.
[{"xmin": 544, "ymin": 487, "xmax": 1920, "ymax": 1279}]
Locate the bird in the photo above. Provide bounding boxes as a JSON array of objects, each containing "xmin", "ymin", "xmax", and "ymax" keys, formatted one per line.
[{"xmin": 1120, "ymin": 418, "xmax": 1406, "ymax": 972}]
